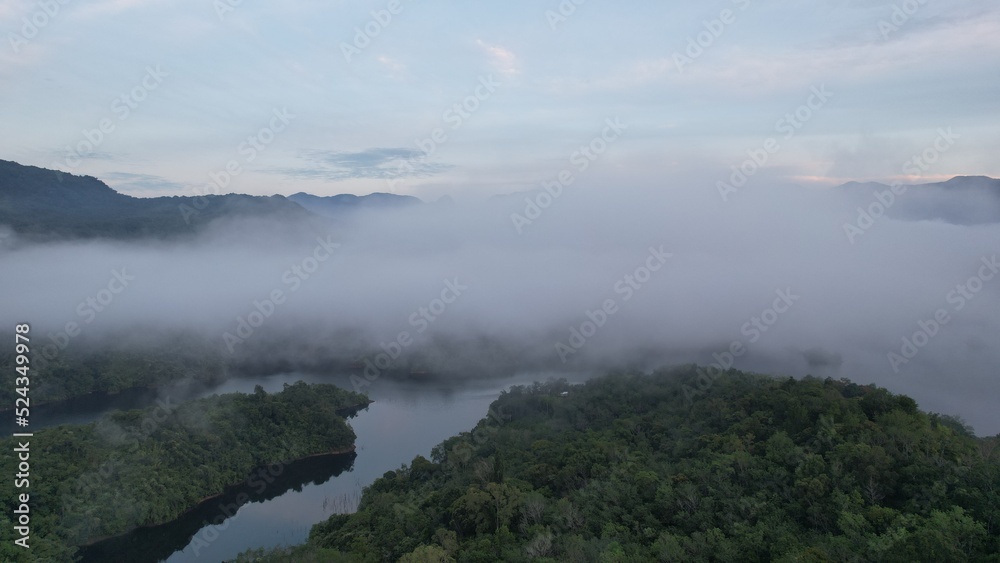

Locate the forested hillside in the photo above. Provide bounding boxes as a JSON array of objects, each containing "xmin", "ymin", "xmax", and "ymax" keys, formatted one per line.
[
  {"xmin": 0, "ymin": 382, "xmax": 368, "ymax": 561},
  {"xmin": 0, "ymin": 342, "xmax": 228, "ymax": 407},
  {"xmin": 236, "ymin": 367, "xmax": 1000, "ymax": 562},
  {"xmin": 0, "ymin": 159, "xmax": 312, "ymax": 240}
]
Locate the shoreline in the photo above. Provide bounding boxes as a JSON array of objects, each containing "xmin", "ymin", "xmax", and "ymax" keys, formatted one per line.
[
  {"xmin": 70, "ymin": 398, "xmax": 373, "ymax": 549},
  {"xmin": 75, "ymin": 444, "xmax": 361, "ymax": 548}
]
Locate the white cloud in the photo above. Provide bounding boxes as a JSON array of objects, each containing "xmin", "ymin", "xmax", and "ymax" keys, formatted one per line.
[
  {"xmin": 476, "ymin": 39, "xmax": 519, "ymax": 76},
  {"xmin": 376, "ymin": 55, "xmax": 406, "ymax": 76}
]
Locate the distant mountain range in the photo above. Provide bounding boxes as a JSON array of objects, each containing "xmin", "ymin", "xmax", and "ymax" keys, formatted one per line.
[
  {"xmin": 1, "ymin": 159, "xmax": 997, "ymax": 240},
  {"xmin": 836, "ymin": 176, "xmax": 1000, "ymax": 225},
  {"xmin": 0, "ymin": 160, "xmax": 423, "ymax": 240},
  {"xmin": 288, "ymin": 191, "xmax": 421, "ymax": 218}
]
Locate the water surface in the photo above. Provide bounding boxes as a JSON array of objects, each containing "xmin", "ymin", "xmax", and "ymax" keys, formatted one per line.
[{"xmin": 71, "ymin": 370, "xmax": 590, "ymax": 562}]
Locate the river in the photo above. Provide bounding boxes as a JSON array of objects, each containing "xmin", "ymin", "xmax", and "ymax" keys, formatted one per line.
[{"xmin": 55, "ymin": 370, "xmax": 591, "ymax": 562}]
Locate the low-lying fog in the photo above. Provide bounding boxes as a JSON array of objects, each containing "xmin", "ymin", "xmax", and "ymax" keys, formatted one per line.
[{"xmin": 2, "ymin": 179, "xmax": 998, "ymax": 434}]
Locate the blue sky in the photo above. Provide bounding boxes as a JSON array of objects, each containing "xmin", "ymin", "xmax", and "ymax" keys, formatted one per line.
[{"xmin": 2, "ymin": 0, "xmax": 998, "ymax": 200}]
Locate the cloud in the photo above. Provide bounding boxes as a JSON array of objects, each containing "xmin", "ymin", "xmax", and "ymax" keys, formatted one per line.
[
  {"xmin": 101, "ymin": 172, "xmax": 189, "ymax": 194},
  {"xmin": 376, "ymin": 55, "xmax": 406, "ymax": 76},
  {"xmin": 536, "ymin": 5, "xmax": 1000, "ymax": 98},
  {"xmin": 3, "ymin": 177, "xmax": 999, "ymax": 434},
  {"xmin": 269, "ymin": 148, "xmax": 453, "ymax": 182},
  {"xmin": 659, "ymin": 10, "xmax": 1000, "ymax": 94},
  {"xmin": 476, "ymin": 40, "xmax": 519, "ymax": 76}
]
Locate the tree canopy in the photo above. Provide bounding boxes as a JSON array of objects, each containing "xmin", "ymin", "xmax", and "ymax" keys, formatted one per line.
[
  {"xmin": 0, "ymin": 382, "xmax": 367, "ymax": 561},
  {"xmin": 236, "ymin": 366, "xmax": 1000, "ymax": 562}
]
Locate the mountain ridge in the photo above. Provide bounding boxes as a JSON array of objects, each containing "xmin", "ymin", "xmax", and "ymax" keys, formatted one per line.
[
  {"xmin": 0, "ymin": 160, "xmax": 421, "ymax": 240},
  {"xmin": 3, "ymin": 159, "xmax": 998, "ymax": 239},
  {"xmin": 835, "ymin": 175, "xmax": 1000, "ymax": 225}
]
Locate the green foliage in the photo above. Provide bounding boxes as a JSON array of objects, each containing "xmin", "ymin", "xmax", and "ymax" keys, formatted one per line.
[
  {"xmin": 0, "ymin": 382, "xmax": 367, "ymax": 559},
  {"xmin": 246, "ymin": 367, "xmax": 1000, "ymax": 562},
  {"xmin": 0, "ymin": 339, "xmax": 228, "ymax": 406}
]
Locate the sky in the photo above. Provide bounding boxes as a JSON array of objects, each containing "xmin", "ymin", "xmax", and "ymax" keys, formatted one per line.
[{"xmin": 2, "ymin": 0, "xmax": 999, "ymax": 201}]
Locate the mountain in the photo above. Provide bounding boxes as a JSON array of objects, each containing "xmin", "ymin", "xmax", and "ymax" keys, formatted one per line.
[
  {"xmin": 4, "ymin": 158, "xmax": 997, "ymax": 240},
  {"xmin": 0, "ymin": 160, "xmax": 312, "ymax": 240},
  {"xmin": 288, "ymin": 191, "xmax": 422, "ymax": 218},
  {"xmin": 837, "ymin": 176, "xmax": 1000, "ymax": 225},
  {"xmin": 0, "ymin": 160, "xmax": 427, "ymax": 241}
]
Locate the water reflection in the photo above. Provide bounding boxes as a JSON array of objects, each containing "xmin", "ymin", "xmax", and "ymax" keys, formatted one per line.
[
  {"xmin": 76, "ymin": 452, "xmax": 356, "ymax": 563},
  {"xmin": 34, "ymin": 370, "xmax": 592, "ymax": 561}
]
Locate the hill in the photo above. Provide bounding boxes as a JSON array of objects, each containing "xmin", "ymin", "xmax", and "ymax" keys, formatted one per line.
[{"xmin": 0, "ymin": 160, "xmax": 313, "ymax": 240}]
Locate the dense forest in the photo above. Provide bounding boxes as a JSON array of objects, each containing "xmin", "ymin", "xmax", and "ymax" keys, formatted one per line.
[
  {"xmin": 0, "ymin": 382, "xmax": 368, "ymax": 562},
  {"xmin": 235, "ymin": 367, "xmax": 1000, "ymax": 562},
  {"xmin": 0, "ymin": 341, "xmax": 229, "ymax": 407}
]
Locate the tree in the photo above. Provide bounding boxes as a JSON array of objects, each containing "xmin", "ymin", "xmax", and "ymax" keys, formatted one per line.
[{"xmin": 399, "ymin": 544, "xmax": 455, "ymax": 563}]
